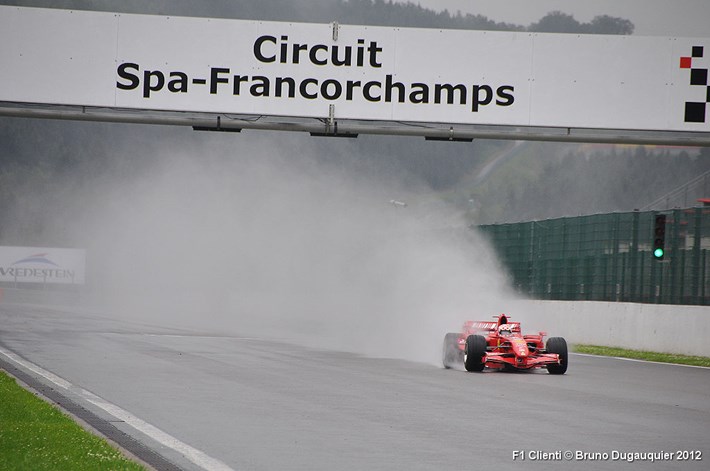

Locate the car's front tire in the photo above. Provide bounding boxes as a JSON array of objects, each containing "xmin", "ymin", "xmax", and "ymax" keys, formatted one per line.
[
  {"xmin": 546, "ymin": 337, "xmax": 568, "ymax": 375},
  {"xmin": 464, "ymin": 334, "xmax": 487, "ymax": 372}
]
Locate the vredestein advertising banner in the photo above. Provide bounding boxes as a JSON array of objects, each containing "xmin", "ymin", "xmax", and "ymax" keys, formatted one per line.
[
  {"xmin": 0, "ymin": 6, "xmax": 709, "ymax": 132},
  {"xmin": 0, "ymin": 246, "xmax": 86, "ymax": 285}
]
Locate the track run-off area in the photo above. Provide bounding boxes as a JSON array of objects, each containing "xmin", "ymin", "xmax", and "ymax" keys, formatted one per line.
[{"xmin": 0, "ymin": 301, "xmax": 707, "ymax": 471}]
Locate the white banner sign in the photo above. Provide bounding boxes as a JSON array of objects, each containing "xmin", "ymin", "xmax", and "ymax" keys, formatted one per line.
[
  {"xmin": 0, "ymin": 6, "xmax": 709, "ymax": 133},
  {"xmin": 0, "ymin": 246, "xmax": 86, "ymax": 285}
]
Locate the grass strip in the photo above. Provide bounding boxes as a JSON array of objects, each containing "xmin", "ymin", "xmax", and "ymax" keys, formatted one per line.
[
  {"xmin": 574, "ymin": 344, "xmax": 710, "ymax": 367},
  {"xmin": 0, "ymin": 370, "xmax": 146, "ymax": 471}
]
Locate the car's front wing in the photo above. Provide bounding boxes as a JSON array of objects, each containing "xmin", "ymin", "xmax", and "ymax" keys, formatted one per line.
[{"xmin": 483, "ymin": 352, "xmax": 561, "ymax": 370}]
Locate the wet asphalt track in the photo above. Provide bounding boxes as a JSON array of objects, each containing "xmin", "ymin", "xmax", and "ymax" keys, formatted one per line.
[{"xmin": 0, "ymin": 302, "xmax": 708, "ymax": 471}]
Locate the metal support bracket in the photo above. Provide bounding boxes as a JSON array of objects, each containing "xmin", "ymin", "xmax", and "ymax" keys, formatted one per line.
[
  {"xmin": 328, "ymin": 104, "xmax": 335, "ymax": 133},
  {"xmin": 192, "ymin": 115, "xmax": 242, "ymax": 133},
  {"xmin": 311, "ymin": 103, "xmax": 357, "ymax": 137},
  {"xmin": 424, "ymin": 126, "xmax": 473, "ymax": 142}
]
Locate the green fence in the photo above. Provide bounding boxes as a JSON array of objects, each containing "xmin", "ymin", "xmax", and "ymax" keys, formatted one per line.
[{"xmin": 478, "ymin": 208, "xmax": 710, "ymax": 305}]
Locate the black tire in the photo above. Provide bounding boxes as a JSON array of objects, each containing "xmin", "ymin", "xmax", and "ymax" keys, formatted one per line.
[
  {"xmin": 464, "ymin": 335, "xmax": 487, "ymax": 372},
  {"xmin": 546, "ymin": 337, "xmax": 568, "ymax": 375},
  {"xmin": 442, "ymin": 333, "xmax": 461, "ymax": 369}
]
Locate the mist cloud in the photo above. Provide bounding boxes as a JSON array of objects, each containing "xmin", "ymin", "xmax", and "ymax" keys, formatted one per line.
[{"xmin": 52, "ymin": 130, "xmax": 515, "ymax": 365}]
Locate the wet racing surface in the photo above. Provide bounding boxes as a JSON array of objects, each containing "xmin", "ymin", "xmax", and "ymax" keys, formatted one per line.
[{"xmin": 1, "ymin": 302, "xmax": 708, "ymax": 470}]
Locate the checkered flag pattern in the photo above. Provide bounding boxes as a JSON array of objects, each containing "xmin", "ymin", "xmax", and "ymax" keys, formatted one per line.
[{"xmin": 680, "ymin": 46, "xmax": 709, "ymax": 123}]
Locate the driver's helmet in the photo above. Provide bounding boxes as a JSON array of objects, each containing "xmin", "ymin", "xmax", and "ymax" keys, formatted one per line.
[{"xmin": 498, "ymin": 324, "xmax": 515, "ymax": 336}]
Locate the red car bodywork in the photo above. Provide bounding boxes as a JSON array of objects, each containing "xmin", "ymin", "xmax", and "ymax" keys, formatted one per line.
[{"xmin": 443, "ymin": 314, "xmax": 567, "ymax": 373}]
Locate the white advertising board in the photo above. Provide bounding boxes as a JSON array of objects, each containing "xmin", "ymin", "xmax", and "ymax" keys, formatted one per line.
[
  {"xmin": 0, "ymin": 6, "xmax": 709, "ymax": 135},
  {"xmin": 0, "ymin": 246, "xmax": 86, "ymax": 285}
]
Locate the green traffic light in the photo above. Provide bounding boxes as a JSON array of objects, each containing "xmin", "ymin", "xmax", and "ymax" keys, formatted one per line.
[{"xmin": 654, "ymin": 248, "xmax": 664, "ymax": 259}]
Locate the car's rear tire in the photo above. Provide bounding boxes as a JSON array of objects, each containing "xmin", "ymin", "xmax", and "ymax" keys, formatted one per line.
[
  {"xmin": 464, "ymin": 335, "xmax": 487, "ymax": 372},
  {"xmin": 546, "ymin": 337, "xmax": 568, "ymax": 375},
  {"xmin": 442, "ymin": 333, "xmax": 462, "ymax": 369}
]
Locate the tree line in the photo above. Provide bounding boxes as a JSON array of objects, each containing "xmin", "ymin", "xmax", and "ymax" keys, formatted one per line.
[{"xmin": 3, "ymin": 0, "xmax": 634, "ymax": 34}]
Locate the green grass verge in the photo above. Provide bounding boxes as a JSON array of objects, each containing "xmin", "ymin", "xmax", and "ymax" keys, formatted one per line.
[
  {"xmin": 574, "ymin": 344, "xmax": 710, "ymax": 367},
  {"xmin": 0, "ymin": 370, "xmax": 146, "ymax": 471}
]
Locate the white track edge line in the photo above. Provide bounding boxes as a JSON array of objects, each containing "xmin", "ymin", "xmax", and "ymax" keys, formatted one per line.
[
  {"xmin": 0, "ymin": 346, "xmax": 235, "ymax": 471},
  {"xmin": 570, "ymin": 352, "xmax": 710, "ymax": 369}
]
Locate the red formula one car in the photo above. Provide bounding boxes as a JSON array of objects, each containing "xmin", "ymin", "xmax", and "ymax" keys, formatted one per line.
[{"xmin": 442, "ymin": 314, "xmax": 567, "ymax": 374}]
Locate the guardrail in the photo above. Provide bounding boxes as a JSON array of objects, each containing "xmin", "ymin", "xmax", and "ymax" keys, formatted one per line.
[{"xmin": 510, "ymin": 299, "xmax": 710, "ymax": 357}]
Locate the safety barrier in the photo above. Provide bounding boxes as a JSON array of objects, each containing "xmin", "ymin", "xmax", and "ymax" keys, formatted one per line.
[{"xmin": 509, "ymin": 299, "xmax": 710, "ymax": 357}]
